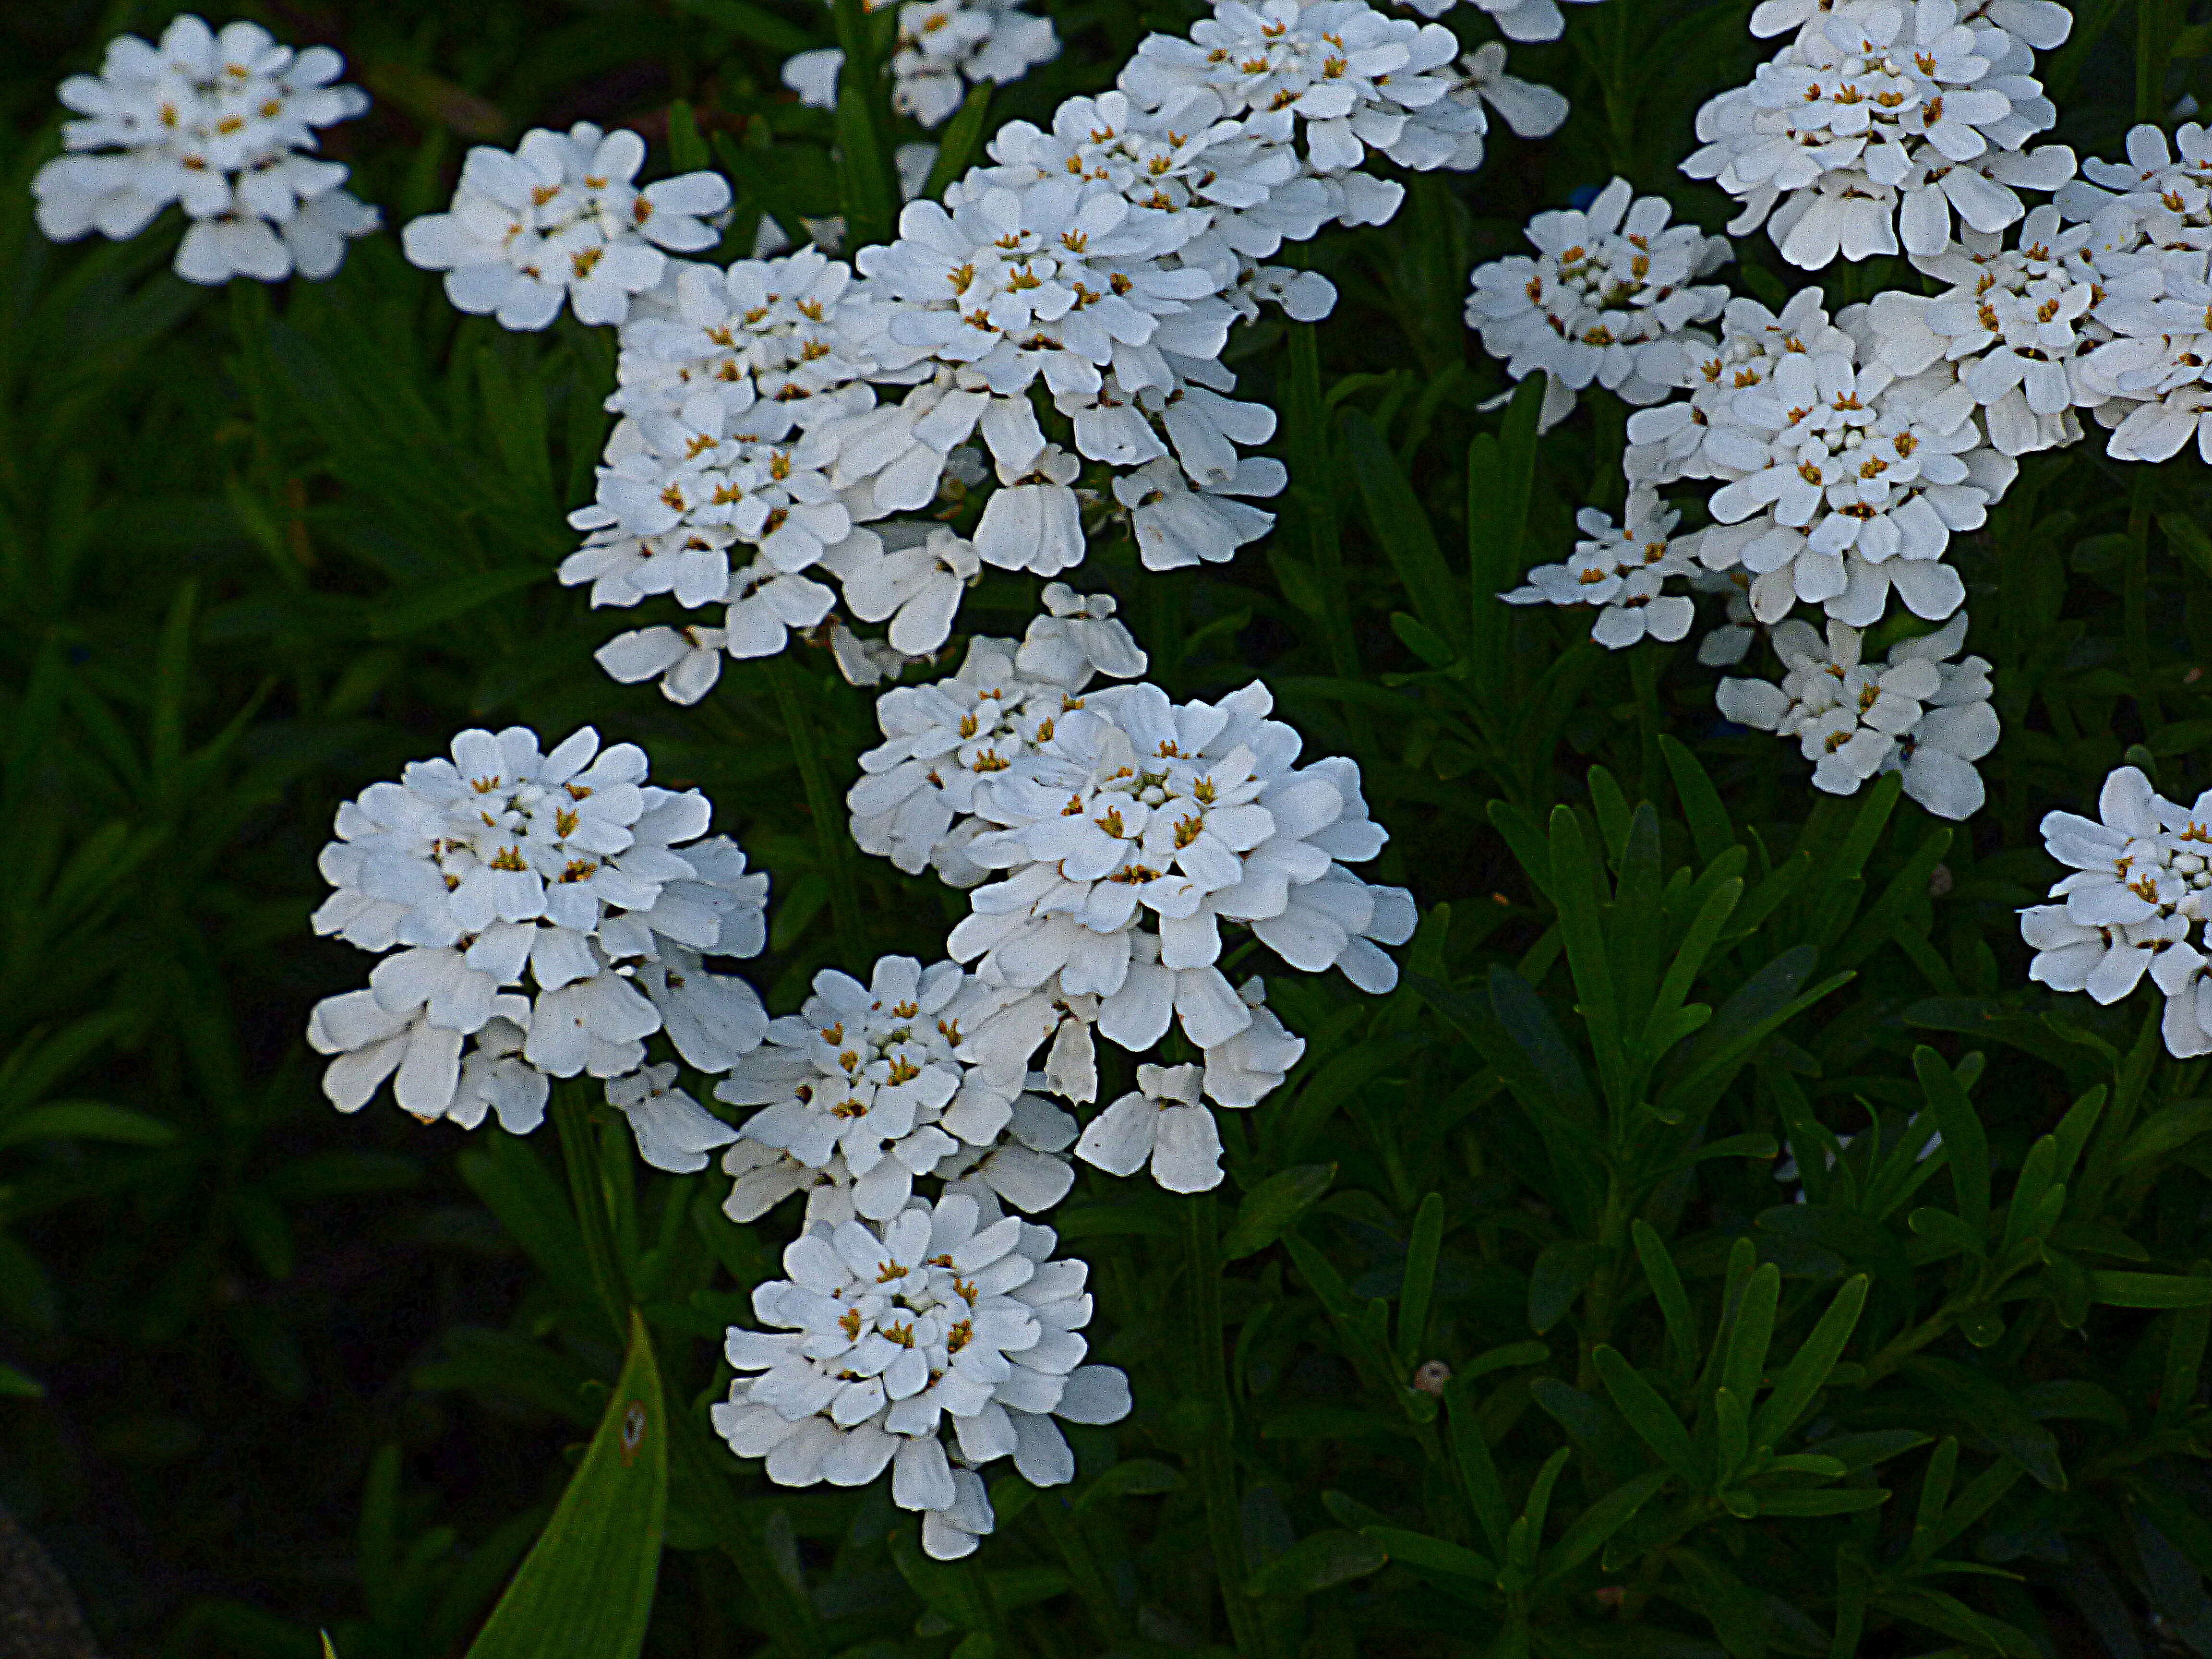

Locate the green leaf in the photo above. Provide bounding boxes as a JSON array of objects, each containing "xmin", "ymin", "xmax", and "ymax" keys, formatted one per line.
[
  {"xmin": 671, "ymin": 0, "xmax": 815, "ymax": 53},
  {"xmin": 1072, "ymin": 1459, "xmax": 1185, "ymax": 1514},
  {"xmin": 1342, "ymin": 409, "xmax": 1464, "ymax": 650},
  {"xmin": 1244, "ymin": 1529, "xmax": 1389, "ymax": 1597},
  {"xmin": 1750, "ymin": 1487, "xmax": 1889, "ymax": 1516},
  {"xmin": 1901, "ymin": 1358, "xmax": 2066, "ymax": 1490},
  {"xmin": 1398, "ymin": 1191, "xmax": 1445, "ymax": 1361},
  {"xmin": 1752, "ymin": 1275, "xmax": 1867, "ymax": 1446},
  {"xmin": 1660, "ymin": 735, "xmax": 1737, "ymax": 866},
  {"xmin": 1539, "ymin": 1469, "xmax": 1670, "ymax": 1590},
  {"xmin": 0, "ymin": 1363, "xmax": 44, "ymax": 1399},
  {"xmin": 1221, "ymin": 1164, "xmax": 1336, "ymax": 1260},
  {"xmin": 1446, "ymin": 1374, "xmax": 1511, "ymax": 1557},
  {"xmin": 1633, "ymin": 1222, "xmax": 1700, "ymax": 1383},
  {"xmin": 1528, "ymin": 1240, "xmax": 1602, "ymax": 1334},
  {"xmin": 922, "ymin": 86, "xmax": 994, "ymax": 201},
  {"xmin": 464, "ymin": 1311, "xmax": 666, "ymax": 1659},
  {"xmin": 2088, "ymin": 1271, "xmax": 2212, "ymax": 1308},
  {"xmin": 0, "ymin": 1100, "xmax": 177, "ymax": 1147},
  {"xmin": 368, "ymin": 566, "xmax": 544, "ymax": 640},
  {"xmin": 1592, "ymin": 1347, "xmax": 1699, "ymax": 1482},
  {"xmin": 1362, "ymin": 1526, "xmax": 1495, "ymax": 1585},
  {"xmin": 666, "ymin": 101, "xmax": 709, "ymax": 177},
  {"xmin": 1721, "ymin": 1263, "xmax": 1780, "ymax": 1408},
  {"xmin": 1915, "ymin": 1046, "xmax": 1990, "ymax": 1234}
]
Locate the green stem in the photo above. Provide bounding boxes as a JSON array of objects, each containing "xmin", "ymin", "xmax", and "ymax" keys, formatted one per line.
[
  {"xmin": 1184, "ymin": 1194, "xmax": 1274, "ymax": 1657},
  {"xmin": 2139, "ymin": 0, "xmax": 2177, "ymax": 123},
  {"xmin": 2128, "ymin": 472, "xmax": 2162, "ymax": 730},
  {"xmin": 1035, "ymin": 1493, "xmax": 1133, "ymax": 1647},
  {"xmin": 665, "ymin": 1402, "xmax": 831, "ymax": 1657},
  {"xmin": 767, "ymin": 657, "xmax": 868, "ymax": 964},
  {"xmin": 553, "ymin": 1084, "xmax": 631, "ymax": 1343}
]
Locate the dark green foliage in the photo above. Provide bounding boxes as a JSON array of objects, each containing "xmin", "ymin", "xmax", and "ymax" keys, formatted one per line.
[{"xmin": 0, "ymin": 2, "xmax": 2209, "ymax": 1657}]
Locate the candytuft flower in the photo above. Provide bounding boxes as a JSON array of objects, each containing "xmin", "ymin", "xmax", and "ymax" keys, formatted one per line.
[
  {"xmin": 402, "ymin": 123, "xmax": 732, "ymax": 329},
  {"xmin": 33, "ymin": 14, "xmax": 377, "ymax": 284}
]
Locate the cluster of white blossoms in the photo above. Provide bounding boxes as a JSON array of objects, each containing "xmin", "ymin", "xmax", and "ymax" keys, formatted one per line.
[
  {"xmin": 783, "ymin": 0, "xmax": 1059, "ymax": 129},
  {"xmin": 401, "ymin": 123, "xmax": 733, "ymax": 329},
  {"xmin": 304, "ymin": 726, "xmax": 770, "ymax": 1169},
  {"xmin": 2022, "ymin": 766, "xmax": 2212, "ymax": 1059},
  {"xmin": 1684, "ymin": 0, "xmax": 2077, "ymax": 270},
  {"xmin": 1715, "ymin": 612, "xmax": 1999, "ymax": 818},
  {"xmin": 715, "ymin": 1194, "xmax": 1130, "ymax": 1559},
  {"xmin": 1502, "ymin": 489, "xmax": 1700, "ymax": 649},
  {"xmin": 1465, "ymin": 179, "xmax": 1733, "ymax": 429},
  {"xmin": 32, "ymin": 14, "xmax": 377, "ymax": 284},
  {"xmin": 565, "ymin": 0, "xmax": 1569, "ymax": 682}
]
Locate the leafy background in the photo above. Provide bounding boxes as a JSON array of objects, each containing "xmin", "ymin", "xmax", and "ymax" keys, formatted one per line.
[{"xmin": 2, "ymin": 0, "xmax": 2211, "ymax": 1655}]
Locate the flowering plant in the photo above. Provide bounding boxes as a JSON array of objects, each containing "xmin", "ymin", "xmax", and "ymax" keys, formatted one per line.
[{"xmin": 7, "ymin": 2, "xmax": 2212, "ymax": 1657}]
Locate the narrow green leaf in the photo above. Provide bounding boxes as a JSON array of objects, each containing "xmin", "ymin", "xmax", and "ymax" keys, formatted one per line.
[
  {"xmin": 672, "ymin": 0, "xmax": 816, "ymax": 55},
  {"xmin": 1362, "ymin": 1526, "xmax": 1496, "ymax": 1585},
  {"xmin": 1633, "ymin": 1221, "xmax": 1699, "ymax": 1383},
  {"xmin": 2158, "ymin": 1263, "xmax": 2211, "ymax": 1427},
  {"xmin": 0, "ymin": 1101, "xmax": 178, "ymax": 1147},
  {"xmin": 1592, "ymin": 1346, "xmax": 1699, "ymax": 1481},
  {"xmin": 465, "ymin": 1312, "xmax": 666, "ymax": 1659},
  {"xmin": 1915, "ymin": 1046, "xmax": 1990, "ymax": 1234},
  {"xmin": 1752, "ymin": 1488, "xmax": 1890, "ymax": 1517},
  {"xmin": 922, "ymin": 86, "xmax": 994, "ymax": 201},
  {"xmin": 1342, "ymin": 409, "xmax": 1464, "ymax": 649},
  {"xmin": 1398, "ymin": 1192, "xmax": 1445, "ymax": 1362},
  {"xmin": 1221, "ymin": 1164, "xmax": 1335, "ymax": 1260},
  {"xmin": 1244, "ymin": 1529, "xmax": 1388, "ymax": 1597},
  {"xmin": 2089, "ymin": 1271, "xmax": 2212, "ymax": 1308},
  {"xmin": 1722, "ymin": 1263, "xmax": 1780, "ymax": 1407},
  {"xmin": 666, "ymin": 99, "xmax": 709, "ymax": 175},
  {"xmin": 0, "ymin": 1364, "xmax": 44, "ymax": 1399},
  {"xmin": 1445, "ymin": 1376, "xmax": 1511, "ymax": 1557},
  {"xmin": 1753, "ymin": 1275, "xmax": 1868, "ymax": 1446},
  {"xmin": 1538, "ymin": 1468, "xmax": 1669, "ymax": 1589},
  {"xmin": 1660, "ymin": 735, "xmax": 1737, "ymax": 865}
]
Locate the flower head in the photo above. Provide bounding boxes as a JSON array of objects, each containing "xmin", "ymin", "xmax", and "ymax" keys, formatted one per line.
[
  {"xmin": 401, "ymin": 123, "xmax": 732, "ymax": 329},
  {"xmin": 33, "ymin": 14, "xmax": 377, "ymax": 283}
]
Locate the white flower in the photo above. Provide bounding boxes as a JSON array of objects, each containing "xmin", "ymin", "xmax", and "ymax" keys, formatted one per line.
[
  {"xmin": 401, "ymin": 123, "xmax": 732, "ymax": 330},
  {"xmin": 595, "ymin": 623, "xmax": 729, "ymax": 705},
  {"xmin": 1016, "ymin": 586, "xmax": 1150, "ymax": 685},
  {"xmin": 937, "ymin": 1088, "xmax": 1081, "ymax": 1213},
  {"xmin": 1625, "ymin": 289, "xmax": 1859, "ymax": 485},
  {"xmin": 305, "ymin": 726, "xmax": 770, "ymax": 1115},
  {"xmin": 855, "ymin": 181, "xmax": 1226, "ymax": 399},
  {"xmin": 1683, "ymin": 0, "xmax": 2074, "ymax": 269},
  {"xmin": 1503, "ymin": 488, "xmax": 1698, "ymax": 648},
  {"xmin": 715, "ymin": 958, "xmax": 1041, "ymax": 1220},
  {"xmin": 1203, "ymin": 978, "xmax": 1308, "ymax": 1106},
  {"xmin": 711, "ymin": 1194, "xmax": 1130, "ymax": 1559},
  {"xmin": 1111, "ymin": 457, "xmax": 1285, "ymax": 570},
  {"xmin": 1695, "ymin": 345, "xmax": 2004, "ymax": 626},
  {"xmin": 1121, "ymin": 1, "xmax": 1463, "ymax": 175},
  {"xmin": 1864, "ymin": 204, "xmax": 2099, "ymax": 454},
  {"xmin": 1716, "ymin": 613, "xmax": 1997, "ymax": 818},
  {"xmin": 784, "ymin": 1, "xmax": 1060, "ymax": 130},
  {"xmin": 32, "ymin": 14, "xmax": 376, "ymax": 283},
  {"xmin": 607, "ymin": 1063, "xmax": 741, "ymax": 1173},
  {"xmin": 945, "ymin": 680, "xmax": 1413, "ymax": 1040},
  {"xmin": 1422, "ymin": 43, "xmax": 1571, "ymax": 172},
  {"xmin": 1398, "ymin": 0, "xmax": 1604, "ymax": 41},
  {"xmin": 828, "ymin": 523, "xmax": 981, "ymax": 655},
  {"xmin": 606, "ymin": 249, "xmax": 889, "ymax": 426},
  {"xmin": 1467, "ymin": 178, "xmax": 1731, "ymax": 423},
  {"xmin": 569, "ymin": 390, "xmax": 853, "ymax": 581},
  {"xmin": 1075, "ymin": 1062, "xmax": 1224, "ymax": 1191}
]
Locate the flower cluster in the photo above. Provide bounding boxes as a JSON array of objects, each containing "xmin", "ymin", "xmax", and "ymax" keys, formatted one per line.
[
  {"xmin": 304, "ymin": 726, "xmax": 770, "ymax": 1166},
  {"xmin": 2023, "ymin": 765, "xmax": 2212, "ymax": 1058},
  {"xmin": 32, "ymin": 14, "xmax": 377, "ymax": 284},
  {"xmin": 783, "ymin": 0, "xmax": 1060, "ymax": 129},
  {"xmin": 1502, "ymin": 489, "xmax": 1699, "ymax": 649},
  {"xmin": 1683, "ymin": 0, "xmax": 2075, "ymax": 270},
  {"xmin": 1466, "ymin": 178, "xmax": 1732, "ymax": 428},
  {"xmin": 715, "ymin": 1193, "xmax": 1130, "ymax": 1559},
  {"xmin": 401, "ymin": 123, "xmax": 733, "ymax": 330},
  {"xmin": 1715, "ymin": 612, "xmax": 1998, "ymax": 818}
]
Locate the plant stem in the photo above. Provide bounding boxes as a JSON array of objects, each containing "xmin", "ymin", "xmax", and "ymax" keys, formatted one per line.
[
  {"xmin": 767, "ymin": 657, "xmax": 868, "ymax": 964},
  {"xmin": 2128, "ymin": 472, "xmax": 2163, "ymax": 729},
  {"xmin": 1184, "ymin": 1193, "xmax": 1273, "ymax": 1657},
  {"xmin": 1035, "ymin": 1493, "xmax": 1132, "ymax": 1647},
  {"xmin": 553, "ymin": 1084, "xmax": 631, "ymax": 1343}
]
